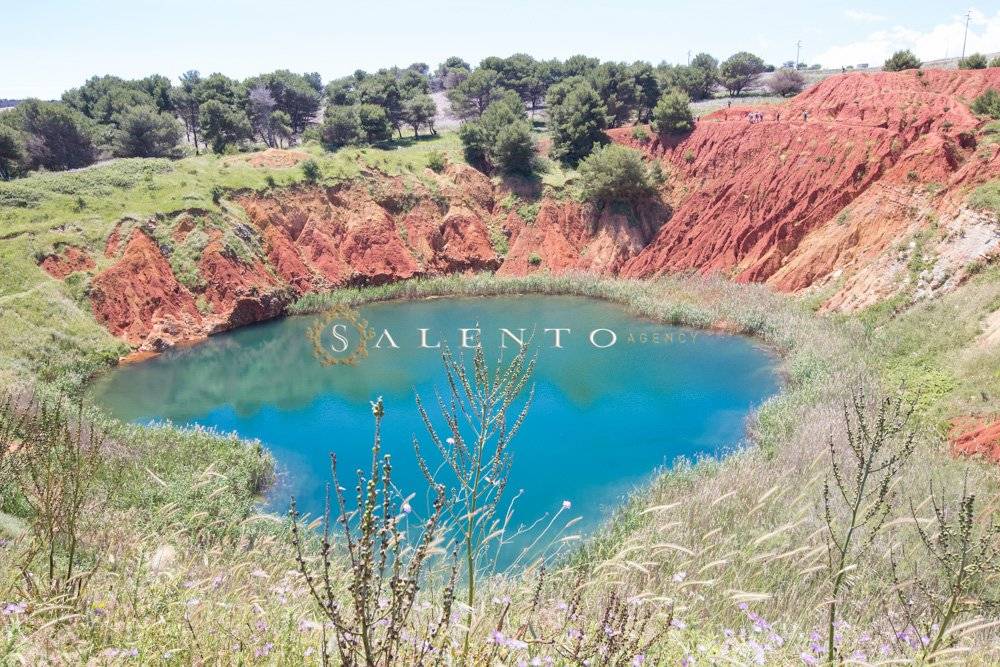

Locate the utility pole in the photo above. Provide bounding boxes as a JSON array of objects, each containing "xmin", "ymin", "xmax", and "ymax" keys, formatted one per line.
[
  {"xmin": 687, "ymin": 50, "xmax": 691, "ymax": 65},
  {"xmin": 795, "ymin": 40, "xmax": 803, "ymax": 68},
  {"xmin": 961, "ymin": 9, "xmax": 971, "ymax": 59}
]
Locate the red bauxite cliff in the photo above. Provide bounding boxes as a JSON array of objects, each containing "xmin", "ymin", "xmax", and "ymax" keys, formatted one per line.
[
  {"xmin": 614, "ymin": 69, "xmax": 1000, "ymax": 310},
  {"xmin": 45, "ymin": 69, "xmax": 1000, "ymax": 351}
]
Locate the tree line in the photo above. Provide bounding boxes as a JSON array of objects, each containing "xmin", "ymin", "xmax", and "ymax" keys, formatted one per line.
[
  {"xmin": 0, "ymin": 50, "xmax": 782, "ymax": 180},
  {"xmin": 449, "ymin": 51, "xmax": 781, "ymax": 180}
]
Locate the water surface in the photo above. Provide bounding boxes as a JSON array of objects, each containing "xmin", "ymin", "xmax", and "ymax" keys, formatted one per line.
[{"xmin": 89, "ymin": 296, "xmax": 779, "ymax": 540}]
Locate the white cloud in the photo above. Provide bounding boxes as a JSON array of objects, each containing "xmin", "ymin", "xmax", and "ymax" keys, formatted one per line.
[
  {"xmin": 815, "ymin": 8, "xmax": 1000, "ymax": 68},
  {"xmin": 845, "ymin": 10, "xmax": 886, "ymax": 23}
]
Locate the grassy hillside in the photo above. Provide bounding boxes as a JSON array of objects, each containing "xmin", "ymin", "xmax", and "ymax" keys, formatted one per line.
[{"xmin": 2, "ymin": 136, "xmax": 1000, "ymax": 662}]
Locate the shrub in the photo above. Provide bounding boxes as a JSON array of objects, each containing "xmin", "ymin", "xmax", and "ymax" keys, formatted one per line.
[
  {"xmin": 426, "ymin": 149, "xmax": 447, "ymax": 173},
  {"xmin": 650, "ymin": 161, "xmax": 666, "ymax": 185},
  {"xmin": 578, "ymin": 143, "xmax": 657, "ymax": 203},
  {"xmin": 112, "ymin": 106, "xmax": 182, "ymax": 158},
  {"xmin": 527, "ymin": 252, "xmax": 542, "ymax": 266},
  {"xmin": 491, "ymin": 123, "xmax": 535, "ymax": 175},
  {"xmin": 766, "ymin": 68, "xmax": 806, "ymax": 96},
  {"xmin": 301, "ymin": 159, "xmax": 321, "ymax": 183},
  {"xmin": 458, "ymin": 95, "xmax": 535, "ymax": 175},
  {"xmin": 958, "ymin": 53, "xmax": 988, "ymax": 69},
  {"xmin": 321, "ymin": 105, "xmax": 362, "ymax": 148},
  {"xmin": 971, "ymin": 89, "xmax": 1000, "ymax": 119},
  {"xmin": 516, "ymin": 202, "xmax": 540, "ymax": 223},
  {"xmin": 883, "ymin": 49, "xmax": 921, "ymax": 72},
  {"xmin": 991, "ymin": 56, "xmax": 1000, "ymax": 68},
  {"xmin": 631, "ymin": 125, "xmax": 650, "ymax": 142},
  {"xmin": 357, "ymin": 104, "xmax": 393, "ymax": 144},
  {"xmin": 651, "ymin": 90, "xmax": 693, "ymax": 135}
]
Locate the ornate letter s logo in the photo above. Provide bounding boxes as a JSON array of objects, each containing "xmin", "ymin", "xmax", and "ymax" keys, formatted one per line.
[{"xmin": 307, "ymin": 304, "xmax": 373, "ymax": 367}]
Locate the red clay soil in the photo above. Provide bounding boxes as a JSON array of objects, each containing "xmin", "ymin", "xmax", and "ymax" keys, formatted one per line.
[
  {"xmin": 85, "ymin": 70, "xmax": 1000, "ymax": 353},
  {"xmin": 498, "ymin": 199, "xmax": 662, "ymax": 276},
  {"xmin": 949, "ymin": 419, "xmax": 1000, "ymax": 463},
  {"xmin": 614, "ymin": 69, "xmax": 1000, "ymax": 306},
  {"xmin": 39, "ymin": 247, "xmax": 95, "ymax": 279},
  {"xmin": 90, "ymin": 231, "xmax": 204, "ymax": 350}
]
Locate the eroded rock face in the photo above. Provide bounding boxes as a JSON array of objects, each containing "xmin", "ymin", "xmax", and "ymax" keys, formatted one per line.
[
  {"xmin": 615, "ymin": 69, "xmax": 1000, "ymax": 310},
  {"xmin": 90, "ymin": 231, "xmax": 204, "ymax": 350},
  {"xmin": 39, "ymin": 246, "xmax": 95, "ymax": 279},
  {"xmin": 85, "ymin": 69, "xmax": 1000, "ymax": 352},
  {"xmin": 498, "ymin": 200, "xmax": 662, "ymax": 276}
]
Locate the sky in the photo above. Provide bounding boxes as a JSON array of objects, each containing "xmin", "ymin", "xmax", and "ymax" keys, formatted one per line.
[{"xmin": 4, "ymin": 1, "xmax": 999, "ymax": 99}]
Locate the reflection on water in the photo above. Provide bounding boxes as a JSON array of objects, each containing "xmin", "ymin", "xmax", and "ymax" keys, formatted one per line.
[{"xmin": 90, "ymin": 296, "xmax": 780, "ymax": 540}]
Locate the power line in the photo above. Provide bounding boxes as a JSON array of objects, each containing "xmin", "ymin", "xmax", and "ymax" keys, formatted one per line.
[{"xmin": 961, "ymin": 9, "xmax": 971, "ymax": 59}]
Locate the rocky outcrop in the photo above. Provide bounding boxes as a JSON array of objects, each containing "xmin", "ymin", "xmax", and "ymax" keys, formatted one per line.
[
  {"xmin": 498, "ymin": 200, "xmax": 662, "ymax": 276},
  {"xmin": 90, "ymin": 232, "xmax": 204, "ymax": 350},
  {"xmin": 616, "ymin": 69, "xmax": 1000, "ymax": 310},
  {"xmin": 39, "ymin": 246, "xmax": 94, "ymax": 279}
]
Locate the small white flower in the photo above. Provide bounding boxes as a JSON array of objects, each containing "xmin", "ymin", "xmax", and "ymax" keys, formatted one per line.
[
  {"xmin": 446, "ymin": 437, "xmax": 455, "ymax": 445},
  {"xmin": 402, "ymin": 501, "xmax": 412, "ymax": 514},
  {"xmin": 561, "ymin": 500, "xmax": 572, "ymax": 510}
]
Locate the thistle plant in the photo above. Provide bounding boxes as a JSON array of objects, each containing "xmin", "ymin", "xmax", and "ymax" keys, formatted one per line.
[
  {"xmin": 414, "ymin": 342, "xmax": 535, "ymax": 658},
  {"xmin": 890, "ymin": 476, "xmax": 1000, "ymax": 662},
  {"xmin": 822, "ymin": 387, "xmax": 915, "ymax": 664},
  {"xmin": 16, "ymin": 394, "xmax": 110, "ymax": 600},
  {"xmin": 290, "ymin": 397, "xmax": 451, "ymax": 666}
]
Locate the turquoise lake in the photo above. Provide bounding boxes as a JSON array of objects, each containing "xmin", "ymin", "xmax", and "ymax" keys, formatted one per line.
[{"xmin": 89, "ymin": 296, "xmax": 780, "ymax": 539}]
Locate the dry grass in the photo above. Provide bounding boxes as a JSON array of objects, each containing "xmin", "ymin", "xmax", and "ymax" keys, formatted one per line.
[{"xmin": 1, "ymin": 274, "xmax": 997, "ymax": 664}]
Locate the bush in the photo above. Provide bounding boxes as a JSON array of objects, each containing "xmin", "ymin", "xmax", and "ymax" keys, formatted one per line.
[
  {"xmin": 527, "ymin": 252, "xmax": 542, "ymax": 266},
  {"xmin": 357, "ymin": 104, "xmax": 393, "ymax": 144},
  {"xmin": 971, "ymin": 89, "xmax": 1000, "ymax": 119},
  {"xmin": 766, "ymin": 68, "xmax": 806, "ymax": 97},
  {"xmin": 991, "ymin": 56, "xmax": 1000, "ymax": 68},
  {"xmin": 301, "ymin": 159, "xmax": 321, "ymax": 183},
  {"xmin": 883, "ymin": 50, "xmax": 921, "ymax": 72},
  {"xmin": 491, "ymin": 123, "xmax": 535, "ymax": 174},
  {"xmin": 321, "ymin": 105, "xmax": 363, "ymax": 148},
  {"xmin": 578, "ymin": 143, "xmax": 657, "ymax": 203},
  {"xmin": 631, "ymin": 125, "xmax": 650, "ymax": 142},
  {"xmin": 651, "ymin": 90, "xmax": 693, "ymax": 135},
  {"xmin": 112, "ymin": 106, "xmax": 182, "ymax": 158},
  {"xmin": 661, "ymin": 64, "xmax": 717, "ymax": 102},
  {"xmin": 426, "ymin": 149, "xmax": 447, "ymax": 173},
  {"xmin": 458, "ymin": 95, "xmax": 535, "ymax": 175},
  {"xmin": 959, "ymin": 53, "xmax": 988, "ymax": 70}
]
